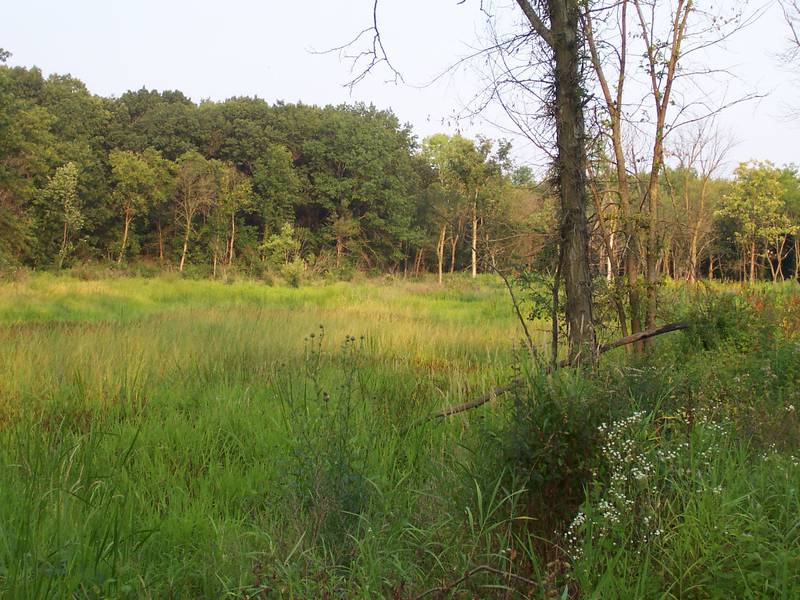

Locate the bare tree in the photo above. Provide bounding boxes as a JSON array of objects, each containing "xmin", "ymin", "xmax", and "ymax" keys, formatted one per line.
[
  {"xmin": 667, "ymin": 123, "xmax": 735, "ymax": 281},
  {"xmin": 582, "ymin": 0, "xmax": 760, "ymax": 349}
]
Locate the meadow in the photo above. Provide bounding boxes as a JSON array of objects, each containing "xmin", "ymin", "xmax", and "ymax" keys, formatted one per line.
[{"xmin": 0, "ymin": 274, "xmax": 798, "ymax": 598}]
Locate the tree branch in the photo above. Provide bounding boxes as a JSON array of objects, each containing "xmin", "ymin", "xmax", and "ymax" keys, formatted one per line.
[
  {"xmin": 515, "ymin": 0, "xmax": 554, "ymax": 48},
  {"xmin": 422, "ymin": 321, "xmax": 689, "ymax": 421},
  {"xmin": 414, "ymin": 564, "xmax": 538, "ymax": 599}
]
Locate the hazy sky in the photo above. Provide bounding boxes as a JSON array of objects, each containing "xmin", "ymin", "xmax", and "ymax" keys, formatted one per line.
[{"xmin": 2, "ymin": 0, "xmax": 797, "ymax": 175}]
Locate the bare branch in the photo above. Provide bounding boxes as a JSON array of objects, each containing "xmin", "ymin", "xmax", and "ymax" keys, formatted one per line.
[
  {"xmin": 515, "ymin": 0, "xmax": 554, "ymax": 47},
  {"xmin": 414, "ymin": 564, "xmax": 538, "ymax": 600},
  {"xmin": 422, "ymin": 321, "xmax": 689, "ymax": 422},
  {"xmin": 311, "ymin": 0, "xmax": 404, "ymax": 90}
]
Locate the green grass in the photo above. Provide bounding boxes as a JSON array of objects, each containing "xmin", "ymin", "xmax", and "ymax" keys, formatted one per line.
[{"xmin": 0, "ymin": 273, "xmax": 798, "ymax": 598}]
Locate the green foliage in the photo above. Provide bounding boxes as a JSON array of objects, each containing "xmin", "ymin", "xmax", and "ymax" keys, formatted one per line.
[
  {"xmin": 280, "ymin": 257, "xmax": 306, "ymax": 287},
  {"xmin": 35, "ymin": 162, "xmax": 82, "ymax": 268},
  {"xmin": 0, "ymin": 62, "xmax": 558, "ymax": 278},
  {"xmin": 262, "ymin": 223, "xmax": 301, "ymax": 267},
  {"xmin": 668, "ymin": 285, "xmax": 764, "ymax": 351},
  {"xmin": 716, "ymin": 160, "xmax": 794, "ymax": 280}
]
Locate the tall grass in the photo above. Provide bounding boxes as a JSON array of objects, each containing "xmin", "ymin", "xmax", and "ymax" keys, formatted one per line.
[{"xmin": 0, "ymin": 274, "xmax": 798, "ymax": 597}]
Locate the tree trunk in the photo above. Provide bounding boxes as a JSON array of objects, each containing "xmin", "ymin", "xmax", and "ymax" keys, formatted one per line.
[
  {"xmin": 689, "ymin": 229, "xmax": 699, "ymax": 282},
  {"xmin": 118, "ymin": 210, "xmax": 131, "ymax": 264},
  {"xmin": 449, "ymin": 233, "xmax": 459, "ymax": 273},
  {"xmin": 587, "ymin": 173, "xmax": 628, "ymax": 337},
  {"xmin": 584, "ymin": 0, "xmax": 640, "ymax": 348},
  {"xmin": 57, "ymin": 220, "xmax": 69, "ymax": 270},
  {"xmin": 549, "ymin": 0, "xmax": 596, "ymax": 364},
  {"xmin": 634, "ymin": 0, "xmax": 692, "ymax": 343},
  {"xmin": 471, "ymin": 190, "xmax": 478, "ymax": 278},
  {"xmin": 795, "ymin": 237, "xmax": 799, "ymax": 282},
  {"xmin": 437, "ymin": 224, "xmax": 446, "ymax": 284},
  {"xmin": 750, "ymin": 239, "xmax": 757, "ymax": 284},
  {"xmin": 157, "ymin": 220, "xmax": 164, "ymax": 265},
  {"xmin": 228, "ymin": 213, "xmax": 236, "ymax": 265},
  {"xmin": 768, "ymin": 244, "xmax": 779, "ymax": 283},
  {"xmin": 644, "ymin": 152, "xmax": 661, "ymax": 336},
  {"xmin": 179, "ymin": 222, "xmax": 191, "ymax": 273},
  {"xmin": 777, "ymin": 235, "xmax": 787, "ymax": 281}
]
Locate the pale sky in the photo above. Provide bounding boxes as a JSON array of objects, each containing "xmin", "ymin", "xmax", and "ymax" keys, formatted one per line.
[{"xmin": 1, "ymin": 0, "xmax": 797, "ymax": 176}]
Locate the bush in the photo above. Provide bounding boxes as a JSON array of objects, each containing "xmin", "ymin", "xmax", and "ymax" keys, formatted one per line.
[
  {"xmin": 469, "ymin": 367, "xmax": 603, "ymax": 537},
  {"xmin": 662, "ymin": 285, "xmax": 764, "ymax": 352},
  {"xmin": 280, "ymin": 257, "xmax": 306, "ymax": 287}
]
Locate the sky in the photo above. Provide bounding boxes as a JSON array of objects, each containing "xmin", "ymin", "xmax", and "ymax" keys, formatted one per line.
[{"xmin": 1, "ymin": 0, "xmax": 797, "ymax": 176}]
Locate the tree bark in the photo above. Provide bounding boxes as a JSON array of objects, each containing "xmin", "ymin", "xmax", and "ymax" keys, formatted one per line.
[
  {"xmin": 414, "ymin": 248, "xmax": 424, "ymax": 277},
  {"xmin": 179, "ymin": 221, "xmax": 191, "ymax": 273},
  {"xmin": 118, "ymin": 209, "xmax": 131, "ymax": 264},
  {"xmin": 471, "ymin": 190, "xmax": 478, "ymax": 278},
  {"xmin": 449, "ymin": 232, "xmax": 459, "ymax": 273},
  {"xmin": 795, "ymin": 237, "xmax": 799, "ymax": 282},
  {"xmin": 548, "ymin": 0, "xmax": 596, "ymax": 363},
  {"xmin": 157, "ymin": 220, "xmax": 164, "ymax": 265},
  {"xmin": 57, "ymin": 220, "xmax": 69, "ymax": 270},
  {"xmin": 777, "ymin": 235, "xmax": 788, "ymax": 281},
  {"xmin": 436, "ymin": 224, "xmax": 446, "ymax": 284},
  {"xmin": 228, "ymin": 213, "xmax": 236, "ymax": 265},
  {"xmin": 514, "ymin": 0, "xmax": 596, "ymax": 362}
]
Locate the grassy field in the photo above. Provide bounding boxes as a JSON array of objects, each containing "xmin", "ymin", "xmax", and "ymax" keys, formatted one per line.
[{"xmin": 0, "ymin": 274, "xmax": 799, "ymax": 598}]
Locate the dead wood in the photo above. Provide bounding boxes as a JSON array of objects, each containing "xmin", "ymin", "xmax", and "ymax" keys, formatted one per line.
[
  {"xmin": 423, "ymin": 321, "xmax": 689, "ymax": 422},
  {"xmin": 413, "ymin": 564, "xmax": 537, "ymax": 600}
]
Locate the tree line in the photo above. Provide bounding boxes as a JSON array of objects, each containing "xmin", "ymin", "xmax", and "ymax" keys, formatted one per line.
[
  {"xmin": 0, "ymin": 56, "xmax": 543, "ymax": 278},
  {"xmin": 1, "ymin": 52, "xmax": 798, "ymax": 287}
]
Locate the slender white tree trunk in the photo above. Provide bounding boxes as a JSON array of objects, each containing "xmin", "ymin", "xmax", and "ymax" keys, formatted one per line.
[
  {"xmin": 118, "ymin": 211, "xmax": 131, "ymax": 264},
  {"xmin": 179, "ymin": 220, "xmax": 191, "ymax": 273},
  {"xmin": 471, "ymin": 191, "xmax": 478, "ymax": 278},
  {"xmin": 437, "ymin": 224, "xmax": 446, "ymax": 284}
]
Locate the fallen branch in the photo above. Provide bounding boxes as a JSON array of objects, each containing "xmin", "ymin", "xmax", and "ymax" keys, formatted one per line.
[
  {"xmin": 598, "ymin": 321, "xmax": 689, "ymax": 353},
  {"xmin": 424, "ymin": 322, "xmax": 689, "ymax": 421},
  {"xmin": 414, "ymin": 565, "xmax": 537, "ymax": 600}
]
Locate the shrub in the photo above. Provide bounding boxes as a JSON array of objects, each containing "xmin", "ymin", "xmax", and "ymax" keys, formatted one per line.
[{"xmin": 280, "ymin": 257, "xmax": 306, "ymax": 287}]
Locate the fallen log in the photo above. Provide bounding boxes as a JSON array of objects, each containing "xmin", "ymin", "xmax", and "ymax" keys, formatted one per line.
[
  {"xmin": 425, "ymin": 321, "xmax": 689, "ymax": 421},
  {"xmin": 598, "ymin": 321, "xmax": 690, "ymax": 353}
]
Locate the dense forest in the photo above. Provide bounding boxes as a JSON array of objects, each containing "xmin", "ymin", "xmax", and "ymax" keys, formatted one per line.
[{"xmin": 2, "ymin": 53, "xmax": 798, "ymax": 284}]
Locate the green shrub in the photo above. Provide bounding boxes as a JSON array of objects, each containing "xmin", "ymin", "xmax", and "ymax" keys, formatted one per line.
[{"xmin": 280, "ymin": 257, "xmax": 306, "ymax": 287}]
